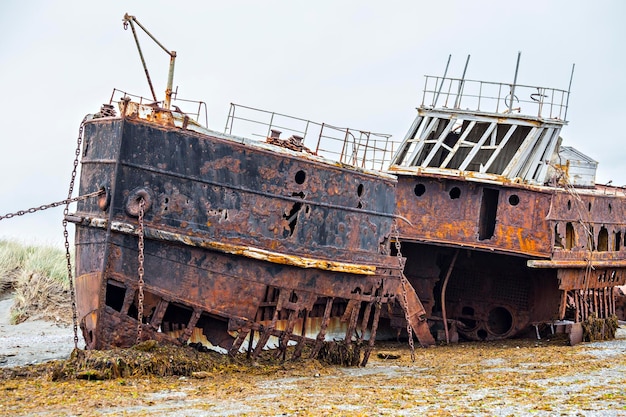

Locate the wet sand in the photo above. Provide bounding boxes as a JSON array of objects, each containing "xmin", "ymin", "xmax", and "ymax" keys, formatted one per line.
[{"xmin": 0, "ymin": 293, "xmax": 82, "ymax": 368}]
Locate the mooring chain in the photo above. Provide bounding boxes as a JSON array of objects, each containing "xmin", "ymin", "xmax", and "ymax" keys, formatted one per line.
[
  {"xmin": 63, "ymin": 116, "xmax": 88, "ymax": 350},
  {"xmin": 393, "ymin": 221, "xmax": 416, "ymax": 361},
  {"xmin": 0, "ymin": 190, "xmax": 103, "ymax": 222},
  {"xmin": 0, "ymin": 186, "xmax": 103, "ymax": 349},
  {"xmin": 136, "ymin": 197, "xmax": 146, "ymax": 344}
]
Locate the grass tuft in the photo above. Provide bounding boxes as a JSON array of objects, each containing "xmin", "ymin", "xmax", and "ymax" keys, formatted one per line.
[
  {"xmin": 0, "ymin": 240, "xmax": 32, "ymax": 294},
  {"xmin": 0, "ymin": 240, "xmax": 72, "ymax": 324}
]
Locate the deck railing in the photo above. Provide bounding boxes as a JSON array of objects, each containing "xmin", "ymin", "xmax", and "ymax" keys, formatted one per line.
[
  {"xmin": 421, "ymin": 76, "xmax": 570, "ymax": 121},
  {"xmin": 224, "ymin": 103, "xmax": 399, "ymax": 171},
  {"xmin": 108, "ymin": 88, "xmax": 209, "ymax": 127}
]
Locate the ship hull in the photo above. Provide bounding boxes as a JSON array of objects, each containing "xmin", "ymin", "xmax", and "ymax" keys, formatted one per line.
[
  {"xmin": 70, "ymin": 113, "xmax": 433, "ymax": 360},
  {"xmin": 75, "ymin": 224, "xmax": 399, "ymax": 353}
]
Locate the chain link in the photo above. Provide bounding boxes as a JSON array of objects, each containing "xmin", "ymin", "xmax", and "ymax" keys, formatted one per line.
[
  {"xmin": 63, "ymin": 117, "xmax": 89, "ymax": 350},
  {"xmin": 136, "ymin": 197, "xmax": 146, "ymax": 344},
  {"xmin": 0, "ymin": 190, "xmax": 103, "ymax": 221},
  {"xmin": 392, "ymin": 221, "xmax": 416, "ymax": 361}
]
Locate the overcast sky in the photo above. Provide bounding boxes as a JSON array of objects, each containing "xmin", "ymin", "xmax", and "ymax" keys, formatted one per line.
[{"xmin": 1, "ymin": 0, "xmax": 624, "ymax": 247}]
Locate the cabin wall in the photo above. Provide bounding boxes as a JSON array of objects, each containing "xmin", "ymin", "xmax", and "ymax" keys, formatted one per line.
[
  {"xmin": 395, "ymin": 176, "xmax": 553, "ymax": 257},
  {"xmin": 77, "ymin": 120, "xmax": 123, "ymax": 215},
  {"xmin": 549, "ymin": 191, "xmax": 626, "ymax": 255}
]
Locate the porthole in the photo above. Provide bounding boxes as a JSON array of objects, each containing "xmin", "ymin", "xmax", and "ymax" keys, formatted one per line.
[
  {"xmin": 567, "ymin": 200, "xmax": 571, "ymax": 210},
  {"xmin": 414, "ymin": 183, "xmax": 426, "ymax": 197},
  {"xmin": 508, "ymin": 194, "xmax": 520, "ymax": 206},
  {"xmin": 449, "ymin": 187, "xmax": 461, "ymax": 199},
  {"xmin": 357, "ymin": 183, "xmax": 364, "ymax": 197},
  {"xmin": 295, "ymin": 170, "xmax": 306, "ymax": 184}
]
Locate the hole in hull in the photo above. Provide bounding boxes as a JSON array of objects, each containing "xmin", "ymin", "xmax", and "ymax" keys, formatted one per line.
[
  {"xmin": 283, "ymin": 202, "xmax": 303, "ymax": 237},
  {"xmin": 487, "ymin": 306, "xmax": 513, "ymax": 336},
  {"xmin": 478, "ymin": 188, "xmax": 499, "ymax": 240},
  {"xmin": 105, "ymin": 281, "xmax": 125, "ymax": 312}
]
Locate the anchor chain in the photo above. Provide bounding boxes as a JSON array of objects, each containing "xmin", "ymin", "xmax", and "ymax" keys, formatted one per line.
[
  {"xmin": 64, "ymin": 117, "xmax": 89, "ymax": 350},
  {"xmin": 393, "ymin": 221, "xmax": 415, "ymax": 361},
  {"xmin": 0, "ymin": 190, "xmax": 104, "ymax": 221},
  {"xmin": 0, "ymin": 184, "xmax": 103, "ymax": 349},
  {"xmin": 136, "ymin": 197, "xmax": 146, "ymax": 344}
]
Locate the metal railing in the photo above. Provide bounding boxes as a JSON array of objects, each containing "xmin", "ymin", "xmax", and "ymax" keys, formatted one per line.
[
  {"xmin": 224, "ymin": 103, "xmax": 399, "ymax": 171},
  {"xmin": 108, "ymin": 88, "xmax": 209, "ymax": 127},
  {"xmin": 421, "ymin": 76, "xmax": 570, "ymax": 121}
]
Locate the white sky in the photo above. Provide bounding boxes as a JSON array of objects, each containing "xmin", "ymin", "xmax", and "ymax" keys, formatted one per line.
[{"xmin": 0, "ymin": 0, "xmax": 624, "ymax": 246}]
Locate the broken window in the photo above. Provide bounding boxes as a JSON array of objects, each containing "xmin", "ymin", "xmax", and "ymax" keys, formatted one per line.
[
  {"xmin": 565, "ymin": 222, "xmax": 575, "ymax": 249},
  {"xmin": 597, "ymin": 227, "xmax": 608, "ymax": 252},
  {"xmin": 554, "ymin": 224, "xmax": 563, "ymax": 248}
]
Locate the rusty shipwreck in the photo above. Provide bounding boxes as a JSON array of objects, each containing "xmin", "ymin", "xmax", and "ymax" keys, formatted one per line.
[
  {"xmin": 66, "ymin": 14, "xmax": 434, "ymax": 364},
  {"xmin": 68, "ymin": 15, "xmax": 626, "ymax": 362},
  {"xmin": 388, "ymin": 55, "xmax": 626, "ymax": 344}
]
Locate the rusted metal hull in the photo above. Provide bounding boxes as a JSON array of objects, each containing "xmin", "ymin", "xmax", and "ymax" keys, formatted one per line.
[
  {"xmin": 75, "ymin": 225, "xmax": 401, "ymax": 353},
  {"xmin": 69, "ymin": 114, "xmax": 434, "ymax": 361},
  {"xmin": 392, "ymin": 173, "xmax": 626, "ymax": 342}
]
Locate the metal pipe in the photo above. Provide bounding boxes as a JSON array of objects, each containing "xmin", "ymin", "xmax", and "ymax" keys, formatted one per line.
[
  {"xmin": 433, "ymin": 54, "xmax": 452, "ymax": 107},
  {"xmin": 164, "ymin": 52, "xmax": 177, "ymax": 110},
  {"xmin": 509, "ymin": 51, "xmax": 521, "ymax": 112},
  {"xmin": 441, "ymin": 249, "xmax": 460, "ymax": 344},
  {"xmin": 564, "ymin": 63, "xmax": 575, "ymax": 121}
]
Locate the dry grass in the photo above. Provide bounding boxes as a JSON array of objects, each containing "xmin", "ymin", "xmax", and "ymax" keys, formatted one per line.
[
  {"xmin": 0, "ymin": 240, "xmax": 30, "ymax": 294},
  {"xmin": 0, "ymin": 240, "xmax": 71, "ymax": 324}
]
